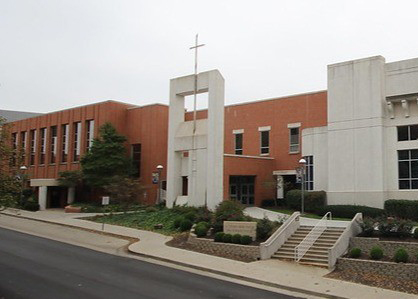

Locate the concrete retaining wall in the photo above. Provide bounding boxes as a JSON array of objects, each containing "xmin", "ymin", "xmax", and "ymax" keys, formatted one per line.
[
  {"xmin": 337, "ymin": 257, "xmax": 418, "ymax": 281},
  {"xmin": 351, "ymin": 237, "xmax": 418, "ymax": 257},
  {"xmin": 187, "ymin": 233, "xmax": 260, "ymax": 261}
]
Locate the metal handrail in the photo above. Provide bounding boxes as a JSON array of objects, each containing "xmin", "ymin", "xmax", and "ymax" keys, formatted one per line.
[{"xmin": 295, "ymin": 212, "xmax": 332, "ymax": 262}]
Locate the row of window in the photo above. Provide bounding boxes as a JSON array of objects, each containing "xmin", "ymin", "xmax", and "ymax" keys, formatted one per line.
[
  {"xmin": 233, "ymin": 126, "xmax": 300, "ymax": 156},
  {"xmin": 11, "ymin": 120, "xmax": 94, "ymax": 166}
]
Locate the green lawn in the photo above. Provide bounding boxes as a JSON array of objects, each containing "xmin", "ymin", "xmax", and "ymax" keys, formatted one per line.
[
  {"xmin": 265, "ymin": 207, "xmax": 351, "ymax": 221},
  {"xmin": 89, "ymin": 208, "xmax": 183, "ymax": 235}
]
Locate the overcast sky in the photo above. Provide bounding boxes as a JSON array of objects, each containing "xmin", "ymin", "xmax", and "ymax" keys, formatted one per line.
[{"xmin": 1, "ymin": 0, "xmax": 418, "ymax": 113}]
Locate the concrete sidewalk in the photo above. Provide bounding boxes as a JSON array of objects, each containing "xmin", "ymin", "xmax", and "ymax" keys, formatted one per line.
[{"xmin": 1, "ymin": 208, "xmax": 414, "ymax": 299}]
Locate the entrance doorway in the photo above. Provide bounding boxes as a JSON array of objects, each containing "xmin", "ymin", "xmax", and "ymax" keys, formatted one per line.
[
  {"xmin": 229, "ymin": 176, "xmax": 255, "ymax": 205},
  {"xmin": 47, "ymin": 186, "xmax": 66, "ymax": 208}
]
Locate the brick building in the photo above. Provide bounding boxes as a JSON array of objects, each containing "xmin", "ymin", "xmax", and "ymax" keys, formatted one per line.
[{"xmin": 6, "ymin": 90, "xmax": 326, "ymax": 209}]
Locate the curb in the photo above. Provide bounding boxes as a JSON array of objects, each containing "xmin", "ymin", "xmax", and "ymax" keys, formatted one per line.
[{"xmin": 1, "ymin": 211, "xmax": 346, "ymax": 299}]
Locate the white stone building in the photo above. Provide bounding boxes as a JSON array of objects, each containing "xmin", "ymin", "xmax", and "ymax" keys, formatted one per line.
[{"xmin": 303, "ymin": 55, "xmax": 418, "ymax": 208}]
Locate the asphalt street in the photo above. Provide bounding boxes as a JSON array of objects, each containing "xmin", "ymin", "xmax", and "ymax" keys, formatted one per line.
[{"xmin": 0, "ymin": 227, "xmax": 301, "ymax": 299}]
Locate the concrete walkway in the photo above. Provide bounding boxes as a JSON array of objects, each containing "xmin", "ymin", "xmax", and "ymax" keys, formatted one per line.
[
  {"xmin": 244, "ymin": 207, "xmax": 350, "ymax": 227},
  {"xmin": 0, "ymin": 208, "xmax": 414, "ymax": 299}
]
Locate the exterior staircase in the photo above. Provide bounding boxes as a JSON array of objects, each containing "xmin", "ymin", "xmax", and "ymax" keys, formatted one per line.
[{"xmin": 272, "ymin": 225, "xmax": 345, "ymax": 267}]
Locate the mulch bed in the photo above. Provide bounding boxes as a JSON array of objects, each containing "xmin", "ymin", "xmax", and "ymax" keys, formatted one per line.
[
  {"xmin": 166, "ymin": 233, "xmax": 255, "ymax": 263},
  {"xmin": 326, "ymin": 269, "xmax": 418, "ymax": 295}
]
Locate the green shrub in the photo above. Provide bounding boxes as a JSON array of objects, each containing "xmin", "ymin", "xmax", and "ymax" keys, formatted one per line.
[
  {"xmin": 214, "ymin": 232, "xmax": 225, "ymax": 242},
  {"xmin": 385, "ymin": 199, "xmax": 418, "ymax": 221},
  {"xmin": 145, "ymin": 206, "xmax": 158, "ymax": 213},
  {"xmin": 414, "ymin": 228, "xmax": 418, "ymax": 239},
  {"xmin": 222, "ymin": 233, "xmax": 232, "ymax": 243},
  {"xmin": 213, "ymin": 200, "xmax": 245, "ymax": 232},
  {"xmin": 232, "ymin": 234, "xmax": 242, "ymax": 244},
  {"xmin": 173, "ymin": 216, "xmax": 184, "ymax": 229},
  {"xmin": 360, "ymin": 218, "xmax": 375, "ymax": 237},
  {"xmin": 349, "ymin": 248, "xmax": 361, "ymax": 258},
  {"xmin": 256, "ymin": 217, "xmax": 274, "ymax": 240},
  {"xmin": 240, "ymin": 235, "xmax": 252, "ymax": 245},
  {"xmin": 285, "ymin": 190, "xmax": 326, "ymax": 213},
  {"xmin": 195, "ymin": 206, "xmax": 212, "ymax": 223},
  {"xmin": 183, "ymin": 211, "xmax": 196, "ymax": 222},
  {"xmin": 196, "ymin": 221, "xmax": 210, "ymax": 230},
  {"xmin": 370, "ymin": 246, "xmax": 383, "ymax": 260},
  {"xmin": 22, "ymin": 201, "xmax": 40, "ymax": 211},
  {"xmin": 179, "ymin": 219, "xmax": 193, "ymax": 232},
  {"xmin": 394, "ymin": 248, "xmax": 409, "ymax": 263},
  {"xmin": 194, "ymin": 224, "xmax": 209, "ymax": 237},
  {"xmin": 378, "ymin": 217, "xmax": 413, "ymax": 238},
  {"xmin": 261, "ymin": 199, "xmax": 277, "ymax": 207},
  {"xmin": 318, "ymin": 205, "xmax": 384, "ymax": 219}
]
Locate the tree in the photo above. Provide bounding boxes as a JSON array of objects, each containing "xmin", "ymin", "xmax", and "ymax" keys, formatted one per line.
[
  {"xmin": 57, "ymin": 170, "xmax": 83, "ymax": 187},
  {"xmin": 81, "ymin": 123, "xmax": 132, "ymax": 188},
  {"xmin": 104, "ymin": 175, "xmax": 144, "ymax": 212},
  {"xmin": 0, "ymin": 117, "xmax": 21, "ymax": 209}
]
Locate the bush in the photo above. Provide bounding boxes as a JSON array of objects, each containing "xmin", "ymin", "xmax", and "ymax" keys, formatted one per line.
[
  {"xmin": 360, "ymin": 218, "xmax": 375, "ymax": 237},
  {"xmin": 394, "ymin": 248, "xmax": 409, "ymax": 263},
  {"xmin": 214, "ymin": 232, "xmax": 225, "ymax": 242},
  {"xmin": 222, "ymin": 233, "xmax": 232, "ymax": 243},
  {"xmin": 378, "ymin": 217, "xmax": 413, "ymax": 238},
  {"xmin": 232, "ymin": 234, "xmax": 242, "ymax": 244},
  {"xmin": 318, "ymin": 205, "xmax": 384, "ymax": 219},
  {"xmin": 241, "ymin": 235, "xmax": 252, "ymax": 245},
  {"xmin": 370, "ymin": 246, "xmax": 383, "ymax": 260},
  {"xmin": 194, "ymin": 224, "xmax": 209, "ymax": 237},
  {"xmin": 261, "ymin": 199, "xmax": 276, "ymax": 207},
  {"xmin": 145, "ymin": 206, "xmax": 158, "ymax": 213},
  {"xmin": 183, "ymin": 211, "xmax": 196, "ymax": 222},
  {"xmin": 179, "ymin": 219, "xmax": 193, "ymax": 232},
  {"xmin": 213, "ymin": 200, "xmax": 245, "ymax": 232},
  {"xmin": 173, "ymin": 216, "xmax": 184, "ymax": 229},
  {"xmin": 414, "ymin": 228, "xmax": 418, "ymax": 239},
  {"xmin": 349, "ymin": 248, "xmax": 361, "ymax": 258},
  {"xmin": 22, "ymin": 201, "xmax": 40, "ymax": 211},
  {"xmin": 285, "ymin": 190, "xmax": 326, "ymax": 213},
  {"xmin": 256, "ymin": 217, "xmax": 274, "ymax": 240},
  {"xmin": 195, "ymin": 206, "xmax": 212, "ymax": 223},
  {"xmin": 385, "ymin": 199, "xmax": 418, "ymax": 221}
]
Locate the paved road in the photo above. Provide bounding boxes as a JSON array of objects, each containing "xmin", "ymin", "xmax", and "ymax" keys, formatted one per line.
[{"xmin": 0, "ymin": 227, "xmax": 301, "ymax": 299}]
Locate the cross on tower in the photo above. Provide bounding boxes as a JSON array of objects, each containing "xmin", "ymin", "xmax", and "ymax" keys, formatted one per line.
[{"xmin": 189, "ymin": 34, "xmax": 205, "ymax": 134}]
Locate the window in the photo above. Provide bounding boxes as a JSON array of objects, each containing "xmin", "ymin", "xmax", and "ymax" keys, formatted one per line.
[
  {"xmin": 235, "ymin": 133, "xmax": 243, "ymax": 155},
  {"xmin": 305, "ymin": 156, "xmax": 314, "ymax": 191},
  {"xmin": 39, "ymin": 128, "xmax": 47, "ymax": 165},
  {"xmin": 86, "ymin": 120, "xmax": 94, "ymax": 152},
  {"xmin": 398, "ymin": 149, "xmax": 418, "ymax": 189},
  {"xmin": 30, "ymin": 129, "xmax": 36, "ymax": 166},
  {"xmin": 289, "ymin": 127, "xmax": 300, "ymax": 153},
  {"xmin": 260, "ymin": 131, "xmax": 269, "ymax": 154},
  {"xmin": 131, "ymin": 144, "xmax": 141, "ymax": 177},
  {"xmin": 50, "ymin": 126, "xmax": 57, "ymax": 164},
  {"xmin": 20, "ymin": 131, "xmax": 27, "ymax": 165},
  {"xmin": 61, "ymin": 124, "xmax": 69, "ymax": 163},
  {"xmin": 11, "ymin": 133, "xmax": 17, "ymax": 166},
  {"xmin": 73, "ymin": 122, "xmax": 81, "ymax": 162},
  {"xmin": 398, "ymin": 125, "xmax": 418, "ymax": 141}
]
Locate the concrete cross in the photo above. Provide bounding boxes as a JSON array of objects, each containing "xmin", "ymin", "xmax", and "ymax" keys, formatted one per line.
[{"xmin": 189, "ymin": 34, "xmax": 205, "ymax": 134}]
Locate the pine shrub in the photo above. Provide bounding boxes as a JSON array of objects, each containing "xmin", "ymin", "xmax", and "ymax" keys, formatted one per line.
[
  {"xmin": 349, "ymin": 248, "xmax": 361, "ymax": 258},
  {"xmin": 173, "ymin": 217, "xmax": 184, "ymax": 229},
  {"xmin": 222, "ymin": 233, "xmax": 232, "ymax": 243},
  {"xmin": 232, "ymin": 234, "xmax": 242, "ymax": 244},
  {"xmin": 240, "ymin": 235, "xmax": 252, "ymax": 245},
  {"xmin": 370, "ymin": 246, "xmax": 383, "ymax": 260},
  {"xmin": 179, "ymin": 219, "xmax": 193, "ymax": 232},
  {"xmin": 394, "ymin": 248, "xmax": 409, "ymax": 263},
  {"xmin": 194, "ymin": 224, "xmax": 209, "ymax": 237},
  {"xmin": 214, "ymin": 232, "xmax": 225, "ymax": 242}
]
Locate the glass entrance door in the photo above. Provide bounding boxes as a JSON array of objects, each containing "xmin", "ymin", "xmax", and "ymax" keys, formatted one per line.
[{"xmin": 229, "ymin": 176, "xmax": 255, "ymax": 205}]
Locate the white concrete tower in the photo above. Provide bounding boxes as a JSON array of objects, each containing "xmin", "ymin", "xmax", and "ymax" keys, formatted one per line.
[{"xmin": 166, "ymin": 70, "xmax": 225, "ymax": 210}]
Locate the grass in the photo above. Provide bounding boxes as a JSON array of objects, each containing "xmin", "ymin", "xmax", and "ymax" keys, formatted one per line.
[
  {"xmin": 89, "ymin": 207, "xmax": 184, "ymax": 235},
  {"xmin": 265, "ymin": 207, "xmax": 351, "ymax": 221},
  {"xmin": 71, "ymin": 202, "xmax": 144, "ymax": 213}
]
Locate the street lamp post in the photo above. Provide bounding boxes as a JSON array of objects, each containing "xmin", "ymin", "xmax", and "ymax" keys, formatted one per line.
[
  {"xmin": 299, "ymin": 158, "xmax": 306, "ymax": 215},
  {"xmin": 156, "ymin": 165, "xmax": 163, "ymax": 205},
  {"xmin": 19, "ymin": 165, "xmax": 27, "ymax": 206}
]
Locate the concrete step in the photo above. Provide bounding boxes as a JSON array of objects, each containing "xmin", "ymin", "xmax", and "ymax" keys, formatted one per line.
[
  {"xmin": 277, "ymin": 248, "xmax": 328, "ymax": 255},
  {"xmin": 281, "ymin": 244, "xmax": 333, "ymax": 251},
  {"xmin": 274, "ymin": 251, "xmax": 328, "ymax": 259},
  {"xmin": 287, "ymin": 236, "xmax": 339, "ymax": 242},
  {"xmin": 272, "ymin": 254, "xmax": 328, "ymax": 264}
]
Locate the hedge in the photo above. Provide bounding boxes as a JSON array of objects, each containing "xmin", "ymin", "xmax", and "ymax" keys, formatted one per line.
[
  {"xmin": 318, "ymin": 205, "xmax": 384, "ymax": 219},
  {"xmin": 286, "ymin": 190, "xmax": 326, "ymax": 213},
  {"xmin": 385, "ymin": 200, "xmax": 418, "ymax": 221}
]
